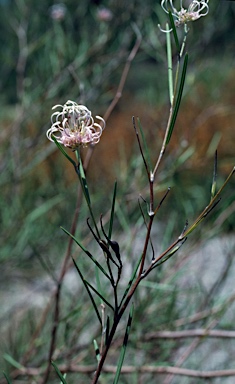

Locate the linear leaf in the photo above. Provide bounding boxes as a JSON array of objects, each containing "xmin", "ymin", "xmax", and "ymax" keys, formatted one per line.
[
  {"xmin": 52, "ymin": 136, "xmax": 77, "ymax": 167},
  {"xmin": 3, "ymin": 354, "xmax": 23, "ymax": 370},
  {"xmin": 61, "ymin": 226, "xmax": 110, "ymax": 280},
  {"xmin": 153, "ymin": 238, "xmax": 187, "ymax": 269},
  {"xmin": 73, "ymin": 258, "xmax": 102, "ymax": 325},
  {"xmin": 166, "ymin": 53, "xmax": 188, "ymax": 145},
  {"xmin": 51, "ymin": 361, "xmax": 68, "ymax": 384},
  {"xmin": 3, "ymin": 372, "xmax": 12, "ymax": 384},
  {"xmin": 85, "ymin": 280, "xmax": 114, "ymax": 311},
  {"xmin": 108, "ymin": 181, "xmax": 117, "ymax": 239},
  {"xmin": 113, "ymin": 304, "xmax": 134, "ymax": 384},
  {"xmin": 137, "ymin": 118, "xmax": 152, "ymax": 170},
  {"xmin": 78, "ymin": 158, "xmax": 91, "ymax": 205},
  {"xmin": 168, "ymin": 11, "xmax": 180, "ymax": 52},
  {"xmin": 93, "ymin": 339, "xmax": 101, "ymax": 362}
]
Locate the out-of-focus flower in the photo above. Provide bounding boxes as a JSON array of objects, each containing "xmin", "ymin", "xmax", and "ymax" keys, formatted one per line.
[
  {"xmin": 49, "ymin": 3, "xmax": 67, "ymax": 21},
  {"xmin": 46, "ymin": 100, "xmax": 105, "ymax": 149},
  {"xmin": 159, "ymin": 0, "xmax": 209, "ymax": 30},
  {"xmin": 96, "ymin": 7, "xmax": 113, "ymax": 22}
]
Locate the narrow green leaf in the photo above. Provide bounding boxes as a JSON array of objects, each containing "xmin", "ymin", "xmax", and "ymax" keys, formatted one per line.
[
  {"xmin": 72, "ymin": 258, "xmax": 102, "ymax": 325},
  {"xmin": 78, "ymin": 157, "xmax": 91, "ymax": 205},
  {"xmin": 51, "ymin": 361, "xmax": 68, "ymax": 384},
  {"xmin": 153, "ymin": 238, "xmax": 187, "ymax": 269},
  {"xmin": 3, "ymin": 354, "xmax": 23, "ymax": 370},
  {"xmin": 52, "ymin": 136, "xmax": 77, "ymax": 167},
  {"xmin": 108, "ymin": 181, "xmax": 117, "ymax": 240},
  {"xmin": 3, "ymin": 372, "xmax": 12, "ymax": 384},
  {"xmin": 166, "ymin": 53, "xmax": 188, "ymax": 145},
  {"xmin": 183, "ymin": 165, "xmax": 235, "ymax": 239},
  {"xmin": 113, "ymin": 304, "xmax": 134, "ymax": 384},
  {"xmin": 74, "ymin": 150, "xmax": 99, "ymax": 238},
  {"xmin": 93, "ymin": 339, "xmax": 101, "ymax": 362},
  {"xmin": 61, "ymin": 226, "xmax": 110, "ymax": 280},
  {"xmin": 137, "ymin": 118, "xmax": 152, "ymax": 171},
  {"xmin": 168, "ymin": 11, "xmax": 180, "ymax": 52},
  {"xmin": 85, "ymin": 280, "xmax": 114, "ymax": 311}
]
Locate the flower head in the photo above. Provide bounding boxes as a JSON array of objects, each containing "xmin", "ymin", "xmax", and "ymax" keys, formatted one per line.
[
  {"xmin": 46, "ymin": 100, "xmax": 105, "ymax": 149},
  {"xmin": 49, "ymin": 3, "xmax": 67, "ymax": 21},
  {"xmin": 160, "ymin": 0, "xmax": 209, "ymax": 30},
  {"xmin": 96, "ymin": 7, "xmax": 113, "ymax": 22}
]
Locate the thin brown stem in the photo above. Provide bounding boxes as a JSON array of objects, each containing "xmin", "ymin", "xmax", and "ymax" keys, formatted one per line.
[
  {"xmin": 144, "ymin": 329, "xmax": 235, "ymax": 340},
  {"xmin": 4, "ymin": 364, "xmax": 235, "ymax": 381}
]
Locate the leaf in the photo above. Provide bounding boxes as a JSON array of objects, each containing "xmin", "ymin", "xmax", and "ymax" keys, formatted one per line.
[
  {"xmin": 153, "ymin": 238, "xmax": 187, "ymax": 269},
  {"xmin": 78, "ymin": 155, "xmax": 91, "ymax": 205},
  {"xmin": 72, "ymin": 258, "xmax": 102, "ymax": 325},
  {"xmin": 168, "ymin": 11, "xmax": 180, "ymax": 53},
  {"xmin": 51, "ymin": 361, "xmax": 68, "ymax": 384},
  {"xmin": 93, "ymin": 339, "xmax": 101, "ymax": 362},
  {"xmin": 108, "ymin": 181, "xmax": 117, "ymax": 240},
  {"xmin": 61, "ymin": 226, "xmax": 110, "ymax": 281},
  {"xmin": 137, "ymin": 118, "xmax": 152, "ymax": 171},
  {"xmin": 3, "ymin": 372, "xmax": 12, "ymax": 384},
  {"xmin": 85, "ymin": 280, "xmax": 114, "ymax": 311},
  {"xmin": 166, "ymin": 53, "xmax": 188, "ymax": 145},
  {"xmin": 3, "ymin": 354, "xmax": 23, "ymax": 370},
  {"xmin": 52, "ymin": 136, "xmax": 77, "ymax": 167},
  {"xmin": 113, "ymin": 304, "xmax": 134, "ymax": 384}
]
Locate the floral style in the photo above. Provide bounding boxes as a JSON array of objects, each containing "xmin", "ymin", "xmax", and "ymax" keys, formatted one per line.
[
  {"xmin": 160, "ymin": 0, "xmax": 209, "ymax": 28},
  {"xmin": 46, "ymin": 100, "xmax": 105, "ymax": 149}
]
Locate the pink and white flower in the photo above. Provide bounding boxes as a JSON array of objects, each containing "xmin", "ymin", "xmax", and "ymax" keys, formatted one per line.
[
  {"xmin": 46, "ymin": 100, "xmax": 105, "ymax": 149},
  {"xmin": 160, "ymin": 0, "xmax": 209, "ymax": 28}
]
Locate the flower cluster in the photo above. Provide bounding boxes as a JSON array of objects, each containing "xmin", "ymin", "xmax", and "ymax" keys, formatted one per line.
[
  {"xmin": 46, "ymin": 100, "xmax": 105, "ymax": 149},
  {"xmin": 160, "ymin": 0, "xmax": 209, "ymax": 29}
]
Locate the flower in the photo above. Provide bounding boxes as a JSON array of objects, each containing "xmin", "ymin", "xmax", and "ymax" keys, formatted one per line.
[
  {"xmin": 49, "ymin": 3, "xmax": 67, "ymax": 21},
  {"xmin": 96, "ymin": 7, "xmax": 113, "ymax": 22},
  {"xmin": 160, "ymin": 0, "xmax": 209, "ymax": 29},
  {"xmin": 46, "ymin": 100, "xmax": 105, "ymax": 149}
]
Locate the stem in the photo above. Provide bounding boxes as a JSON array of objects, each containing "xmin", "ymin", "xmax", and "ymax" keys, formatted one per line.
[
  {"xmin": 75, "ymin": 150, "xmax": 100, "ymax": 238},
  {"xmin": 92, "ymin": 178, "xmax": 155, "ymax": 382},
  {"xmin": 152, "ymin": 27, "xmax": 188, "ymax": 179}
]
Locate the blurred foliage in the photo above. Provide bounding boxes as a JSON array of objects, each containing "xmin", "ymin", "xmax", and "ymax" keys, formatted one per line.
[{"xmin": 0, "ymin": 0, "xmax": 234, "ymax": 106}]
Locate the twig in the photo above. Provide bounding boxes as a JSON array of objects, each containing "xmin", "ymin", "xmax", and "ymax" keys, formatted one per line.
[
  {"xmin": 174, "ymin": 290, "xmax": 235, "ymax": 327},
  {"xmin": 163, "ymin": 318, "xmax": 219, "ymax": 384},
  {"xmin": 3, "ymin": 364, "xmax": 235, "ymax": 381},
  {"xmin": 144, "ymin": 329, "xmax": 235, "ymax": 340}
]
